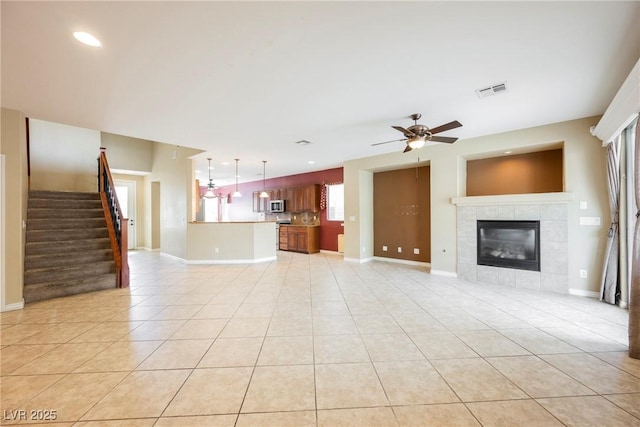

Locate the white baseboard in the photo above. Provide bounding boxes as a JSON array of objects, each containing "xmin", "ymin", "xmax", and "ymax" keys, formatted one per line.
[
  {"xmin": 372, "ymin": 256, "xmax": 430, "ymax": 268},
  {"xmin": 344, "ymin": 257, "xmax": 373, "ymax": 263},
  {"xmin": 569, "ymin": 288, "xmax": 600, "ymax": 298},
  {"xmin": 160, "ymin": 252, "xmax": 186, "ymax": 263},
  {"xmin": 186, "ymin": 256, "xmax": 277, "ymax": 265},
  {"xmin": 430, "ymin": 269, "xmax": 458, "ymax": 278},
  {"xmin": 2, "ymin": 300, "xmax": 24, "ymax": 312}
]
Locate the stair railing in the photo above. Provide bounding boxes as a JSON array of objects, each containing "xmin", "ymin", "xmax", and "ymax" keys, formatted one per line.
[{"xmin": 98, "ymin": 147, "xmax": 129, "ymax": 288}]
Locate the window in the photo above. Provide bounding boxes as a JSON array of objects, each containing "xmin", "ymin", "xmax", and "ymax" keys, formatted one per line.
[{"xmin": 326, "ymin": 183, "xmax": 344, "ymax": 221}]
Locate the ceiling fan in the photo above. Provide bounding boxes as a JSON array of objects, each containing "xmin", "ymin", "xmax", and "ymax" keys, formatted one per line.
[{"xmin": 372, "ymin": 113, "xmax": 463, "ymax": 153}]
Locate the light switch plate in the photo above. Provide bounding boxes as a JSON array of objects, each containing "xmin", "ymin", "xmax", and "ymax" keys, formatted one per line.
[{"xmin": 579, "ymin": 217, "xmax": 600, "ymax": 226}]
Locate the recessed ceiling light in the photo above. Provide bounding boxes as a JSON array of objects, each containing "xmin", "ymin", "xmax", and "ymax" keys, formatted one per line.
[
  {"xmin": 222, "ymin": 161, "xmax": 229, "ymax": 166},
  {"xmin": 73, "ymin": 31, "xmax": 102, "ymax": 47},
  {"xmin": 505, "ymin": 151, "xmax": 513, "ymax": 154},
  {"xmin": 308, "ymin": 160, "xmax": 315, "ymax": 164}
]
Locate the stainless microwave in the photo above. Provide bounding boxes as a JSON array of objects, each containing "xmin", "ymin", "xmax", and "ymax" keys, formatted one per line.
[{"xmin": 269, "ymin": 199, "xmax": 285, "ymax": 213}]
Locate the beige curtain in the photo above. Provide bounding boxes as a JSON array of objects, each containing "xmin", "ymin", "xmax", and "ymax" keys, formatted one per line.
[
  {"xmin": 600, "ymin": 139, "xmax": 621, "ymax": 304},
  {"xmin": 630, "ymin": 121, "xmax": 639, "ymax": 359}
]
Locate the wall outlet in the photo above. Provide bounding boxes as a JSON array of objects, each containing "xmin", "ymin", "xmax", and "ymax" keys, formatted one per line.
[
  {"xmin": 362, "ymin": 246, "xmax": 366, "ymax": 253},
  {"xmin": 382, "ymin": 246, "xmax": 388, "ymax": 251},
  {"xmin": 579, "ymin": 201, "xmax": 588, "ymax": 210},
  {"xmin": 349, "ymin": 216, "xmax": 356, "ymax": 222},
  {"xmin": 579, "ymin": 269, "xmax": 588, "ymax": 278},
  {"xmin": 397, "ymin": 247, "xmax": 402, "ymax": 253},
  {"xmin": 214, "ymin": 247, "xmax": 219, "ymax": 253},
  {"xmin": 414, "ymin": 248, "xmax": 420, "ymax": 254}
]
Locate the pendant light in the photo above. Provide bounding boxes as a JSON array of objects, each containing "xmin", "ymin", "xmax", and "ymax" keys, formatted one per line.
[
  {"xmin": 232, "ymin": 158, "xmax": 242, "ymax": 197},
  {"xmin": 204, "ymin": 157, "xmax": 216, "ymax": 198},
  {"xmin": 259, "ymin": 160, "xmax": 269, "ymax": 198}
]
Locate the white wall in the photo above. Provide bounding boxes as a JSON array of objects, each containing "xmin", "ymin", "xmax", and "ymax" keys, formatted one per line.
[
  {"xmin": 344, "ymin": 116, "xmax": 608, "ymax": 293},
  {"xmin": 29, "ymin": 119, "xmax": 101, "ymax": 192}
]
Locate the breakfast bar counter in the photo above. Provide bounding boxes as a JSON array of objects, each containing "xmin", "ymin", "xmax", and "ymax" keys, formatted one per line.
[{"xmin": 186, "ymin": 221, "xmax": 276, "ymax": 264}]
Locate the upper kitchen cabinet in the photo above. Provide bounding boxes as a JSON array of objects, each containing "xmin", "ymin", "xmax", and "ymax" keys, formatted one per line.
[
  {"xmin": 304, "ymin": 184, "xmax": 321, "ymax": 212},
  {"xmin": 253, "ymin": 184, "xmax": 320, "ymax": 213},
  {"xmin": 287, "ymin": 184, "xmax": 320, "ymax": 212}
]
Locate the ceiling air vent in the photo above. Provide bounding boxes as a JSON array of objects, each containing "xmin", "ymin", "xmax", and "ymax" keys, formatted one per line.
[{"xmin": 475, "ymin": 82, "xmax": 508, "ymax": 99}]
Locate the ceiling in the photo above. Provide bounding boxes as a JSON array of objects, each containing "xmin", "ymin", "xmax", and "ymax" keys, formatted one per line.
[{"xmin": 2, "ymin": 1, "xmax": 639, "ymax": 186}]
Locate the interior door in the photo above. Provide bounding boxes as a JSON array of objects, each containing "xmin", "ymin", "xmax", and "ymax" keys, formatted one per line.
[{"xmin": 114, "ymin": 180, "xmax": 136, "ymax": 250}]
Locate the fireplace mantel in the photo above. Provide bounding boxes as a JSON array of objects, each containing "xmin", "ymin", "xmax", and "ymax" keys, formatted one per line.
[{"xmin": 451, "ymin": 192, "xmax": 574, "ymax": 206}]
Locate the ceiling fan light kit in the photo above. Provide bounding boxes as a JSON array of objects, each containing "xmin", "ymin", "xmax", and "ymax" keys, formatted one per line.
[{"xmin": 372, "ymin": 113, "xmax": 462, "ymax": 153}]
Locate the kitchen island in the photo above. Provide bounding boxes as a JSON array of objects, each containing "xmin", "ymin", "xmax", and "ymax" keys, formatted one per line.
[{"xmin": 186, "ymin": 221, "xmax": 276, "ymax": 264}]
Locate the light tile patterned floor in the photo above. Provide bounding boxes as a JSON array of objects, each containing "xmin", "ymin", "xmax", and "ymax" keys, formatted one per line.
[{"xmin": 1, "ymin": 250, "xmax": 639, "ymax": 426}]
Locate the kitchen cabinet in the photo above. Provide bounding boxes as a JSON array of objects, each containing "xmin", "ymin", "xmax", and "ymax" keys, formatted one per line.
[
  {"xmin": 304, "ymin": 184, "xmax": 321, "ymax": 212},
  {"xmin": 285, "ymin": 184, "xmax": 320, "ymax": 213},
  {"xmin": 278, "ymin": 225, "xmax": 319, "ymax": 254},
  {"xmin": 254, "ymin": 184, "xmax": 321, "ymax": 213}
]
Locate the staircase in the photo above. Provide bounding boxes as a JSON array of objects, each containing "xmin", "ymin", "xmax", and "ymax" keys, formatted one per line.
[{"xmin": 24, "ymin": 190, "xmax": 117, "ymax": 303}]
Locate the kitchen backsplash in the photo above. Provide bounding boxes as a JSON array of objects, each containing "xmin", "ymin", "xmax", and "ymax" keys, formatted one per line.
[{"xmin": 292, "ymin": 211, "xmax": 320, "ymax": 226}]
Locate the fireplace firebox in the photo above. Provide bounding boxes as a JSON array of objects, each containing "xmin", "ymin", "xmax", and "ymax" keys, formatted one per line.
[{"xmin": 477, "ymin": 220, "xmax": 540, "ymax": 271}]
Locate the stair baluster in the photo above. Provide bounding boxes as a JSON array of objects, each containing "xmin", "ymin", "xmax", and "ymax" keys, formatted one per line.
[{"xmin": 98, "ymin": 147, "xmax": 129, "ymax": 288}]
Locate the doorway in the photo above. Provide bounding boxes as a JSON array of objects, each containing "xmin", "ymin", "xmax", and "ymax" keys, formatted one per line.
[{"xmin": 114, "ymin": 180, "xmax": 136, "ymax": 250}]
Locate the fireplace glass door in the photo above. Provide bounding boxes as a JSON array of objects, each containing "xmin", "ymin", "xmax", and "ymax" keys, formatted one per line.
[{"xmin": 477, "ymin": 220, "xmax": 540, "ymax": 271}]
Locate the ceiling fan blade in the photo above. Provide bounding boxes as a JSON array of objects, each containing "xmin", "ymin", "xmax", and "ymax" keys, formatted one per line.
[
  {"xmin": 392, "ymin": 125, "xmax": 415, "ymax": 137},
  {"xmin": 371, "ymin": 138, "xmax": 407, "ymax": 146},
  {"xmin": 429, "ymin": 120, "xmax": 462, "ymax": 135},
  {"xmin": 403, "ymin": 145, "xmax": 413, "ymax": 153},
  {"xmin": 430, "ymin": 136, "xmax": 458, "ymax": 144}
]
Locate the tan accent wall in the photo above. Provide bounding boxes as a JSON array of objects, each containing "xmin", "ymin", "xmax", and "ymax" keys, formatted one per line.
[
  {"xmin": 373, "ymin": 166, "xmax": 430, "ymax": 262},
  {"xmin": 1, "ymin": 108, "xmax": 27, "ymax": 308},
  {"xmin": 151, "ymin": 181, "xmax": 161, "ymax": 250},
  {"xmin": 28, "ymin": 119, "xmax": 101, "ymax": 192},
  {"xmin": 467, "ymin": 149, "xmax": 563, "ymax": 196},
  {"xmin": 144, "ymin": 143, "xmax": 202, "ymax": 259},
  {"xmin": 101, "ymin": 132, "xmax": 153, "ymax": 173}
]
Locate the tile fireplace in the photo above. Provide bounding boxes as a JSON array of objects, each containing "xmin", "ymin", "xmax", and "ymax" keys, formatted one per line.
[{"xmin": 452, "ymin": 192, "xmax": 573, "ymax": 293}]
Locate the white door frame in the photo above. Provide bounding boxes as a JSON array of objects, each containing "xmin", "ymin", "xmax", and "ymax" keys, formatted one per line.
[{"xmin": 114, "ymin": 179, "xmax": 137, "ymax": 250}]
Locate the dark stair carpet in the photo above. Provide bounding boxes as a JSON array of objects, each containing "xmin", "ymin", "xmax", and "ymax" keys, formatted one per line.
[{"xmin": 24, "ymin": 191, "xmax": 117, "ymax": 303}]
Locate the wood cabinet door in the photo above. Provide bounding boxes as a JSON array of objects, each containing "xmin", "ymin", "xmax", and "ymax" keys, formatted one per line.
[
  {"xmin": 296, "ymin": 232, "xmax": 308, "ymax": 252},
  {"xmin": 304, "ymin": 185, "xmax": 320, "ymax": 212},
  {"xmin": 279, "ymin": 227, "xmax": 288, "ymax": 250},
  {"xmin": 287, "ymin": 232, "xmax": 299, "ymax": 251},
  {"xmin": 297, "ymin": 188, "xmax": 306, "ymax": 212}
]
